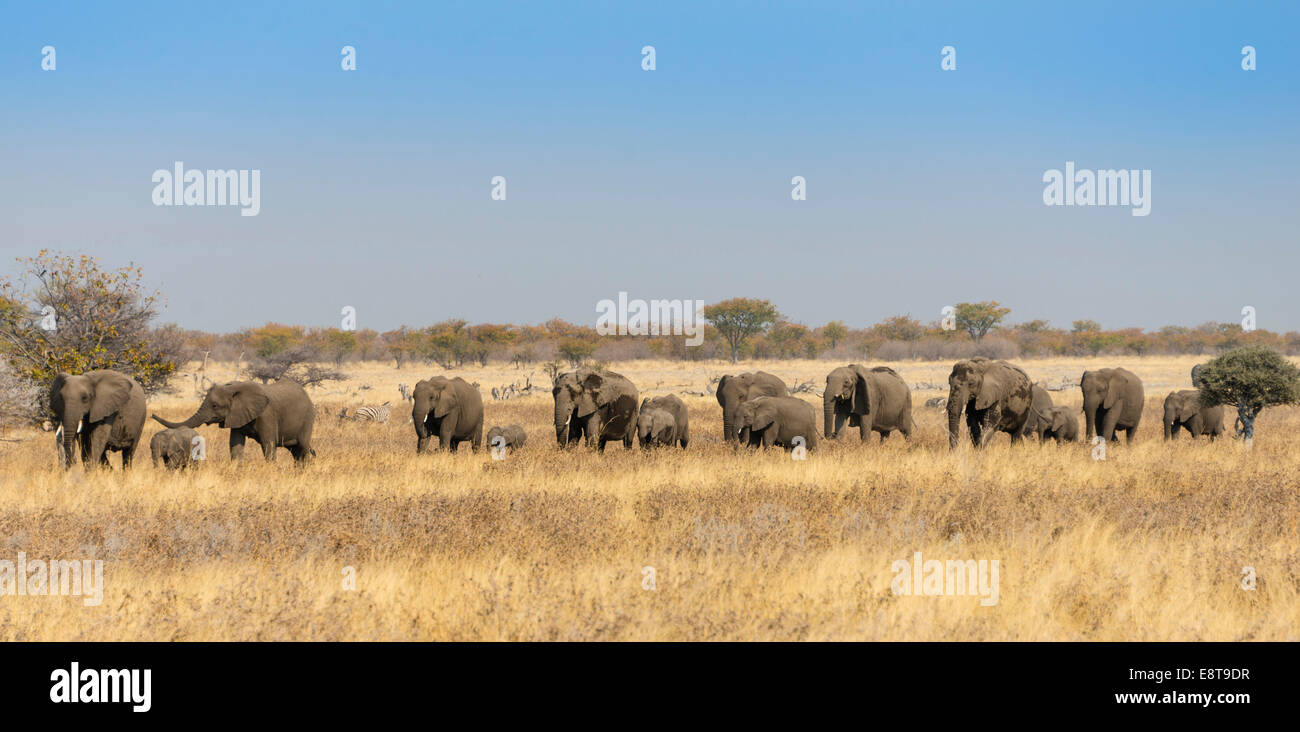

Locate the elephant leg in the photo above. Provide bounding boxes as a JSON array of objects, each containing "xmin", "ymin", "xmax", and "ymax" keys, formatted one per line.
[
  {"xmin": 586, "ymin": 415, "xmax": 604, "ymax": 448},
  {"xmin": 1100, "ymin": 408, "xmax": 1121, "ymax": 442},
  {"xmin": 831, "ymin": 412, "xmax": 847, "ymax": 439},
  {"xmin": 980, "ymin": 408, "xmax": 1002, "ymax": 447},
  {"xmin": 1125, "ymin": 426, "xmax": 1137, "ymax": 445},
  {"xmin": 86, "ymin": 427, "xmax": 111, "ymax": 471},
  {"xmin": 439, "ymin": 421, "xmax": 455, "ymax": 452},
  {"xmin": 761, "ymin": 429, "xmax": 777, "ymax": 448},
  {"xmin": 261, "ymin": 436, "xmax": 277, "ymax": 461},
  {"xmin": 229, "ymin": 431, "xmax": 247, "ymax": 461},
  {"xmin": 858, "ymin": 419, "xmax": 870, "ymax": 442},
  {"xmin": 471, "ymin": 425, "xmax": 482, "ymax": 452},
  {"xmin": 121, "ymin": 441, "xmax": 137, "ymax": 470},
  {"xmin": 967, "ymin": 412, "xmax": 983, "ymax": 447}
]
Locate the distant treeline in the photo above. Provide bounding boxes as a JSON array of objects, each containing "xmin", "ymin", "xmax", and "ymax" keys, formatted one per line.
[{"xmin": 170, "ymin": 314, "xmax": 1300, "ymax": 369}]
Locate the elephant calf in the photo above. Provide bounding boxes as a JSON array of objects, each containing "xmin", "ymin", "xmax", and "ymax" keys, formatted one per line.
[
  {"xmin": 487, "ymin": 424, "xmax": 527, "ymax": 449},
  {"xmin": 1020, "ymin": 385, "xmax": 1055, "ymax": 440},
  {"xmin": 150, "ymin": 427, "xmax": 202, "ymax": 470},
  {"xmin": 637, "ymin": 395, "xmax": 689, "ymax": 449},
  {"xmin": 1037, "ymin": 406, "xmax": 1079, "ymax": 444},
  {"xmin": 736, "ymin": 396, "xmax": 818, "ymax": 451},
  {"xmin": 1163, "ymin": 390, "xmax": 1225, "ymax": 440}
]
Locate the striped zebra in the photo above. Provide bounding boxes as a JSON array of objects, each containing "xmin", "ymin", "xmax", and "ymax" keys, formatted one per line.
[{"xmin": 352, "ymin": 402, "xmax": 391, "ymax": 423}]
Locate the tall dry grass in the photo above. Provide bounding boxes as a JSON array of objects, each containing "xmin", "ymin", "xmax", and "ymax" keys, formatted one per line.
[{"xmin": 0, "ymin": 356, "xmax": 1295, "ymax": 640}]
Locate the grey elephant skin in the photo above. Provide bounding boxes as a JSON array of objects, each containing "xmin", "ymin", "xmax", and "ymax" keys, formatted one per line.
[
  {"xmin": 1037, "ymin": 406, "xmax": 1079, "ymax": 444},
  {"xmin": 946, "ymin": 358, "xmax": 1034, "ymax": 449},
  {"xmin": 412, "ymin": 376, "xmax": 483, "ymax": 452},
  {"xmin": 1163, "ymin": 390, "xmax": 1224, "ymax": 440},
  {"xmin": 1019, "ymin": 385, "xmax": 1055, "ymax": 440},
  {"xmin": 716, "ymin": 371, "xmax": 787, "ymax": 442},
  {"xmin": 150, "ymin": 427, "xmax": 201, "ymax": 469},
  {"xmin": 50, "ymin": 370, "xmax": 147, "ymax": 470},
  {"xmin": 1080, "ymin": 367, "xmax": 1144, "ymax": 443},
  {"xmin": 736, "ymin": 396, "xmax": 818, "ymax": 450},
  {"xmin": 823, "ymin": 365, "xmax": 913, "ymax": 442},
  {"xmin": 486, "ymin": 424, "xmax": 527, "ymax": 449},
  {"xmin": 155, "ymin": 380, "xmax": 316, "ymax": 462},
  {"xmin": 637, "ymin": 394, "xmax": 689, "ymax": 448},
  {"xmin": 553, "ymin": 367, "xmax": 639, "ymax": 450}
]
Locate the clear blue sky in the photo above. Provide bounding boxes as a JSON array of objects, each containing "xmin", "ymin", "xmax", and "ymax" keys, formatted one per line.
[{"xmin": 2, "ymin": 1, "xmax": 1297, "ymax": 332}]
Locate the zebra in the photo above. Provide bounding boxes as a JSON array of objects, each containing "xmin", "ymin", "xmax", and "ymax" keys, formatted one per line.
[{"xmin": 352, "ymin": 402, "xmax": 391, "ymax": 423}]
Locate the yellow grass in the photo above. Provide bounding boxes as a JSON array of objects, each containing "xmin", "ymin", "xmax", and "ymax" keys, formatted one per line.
[{"xmin": 0, "ymin": 355, "xmax": 1296, "ymax": 640}]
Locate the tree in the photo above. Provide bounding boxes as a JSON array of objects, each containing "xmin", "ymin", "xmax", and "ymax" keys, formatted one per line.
[
  {"xmin": 1071, "ymin": 319, "xmax": 1101, "ymax": 333},
  {"xmin": 704, "ymin": 298, "xmax": 779, "ymax": 363},
  {"xmin": 1196, "ymin": 346, "xmax": 1300, "ymax": 446},
  {"xmin": 953, "ymin": 302, "xmax": 1010, "ymax": 342},
  {"xmin": 557, "ymin": 337, "xmax": 597, "ymax": 367},
  {"xmin": 322, "ymin": 329, "xmax": 357, "ymax": 366},
  {"xmin": 874, "ymin": 315, "xmax": 926, "ymax": 342},
  {"xmin": 822, "ymin": 320, "xmax": 848, "ymax": 350},
  {"xmin": 0, "ymin": 251, "xmax": 181, "ymax": 397},
  {"xmin": 248, "ymin": 323, "xmax": 303, "ymax": 358}
]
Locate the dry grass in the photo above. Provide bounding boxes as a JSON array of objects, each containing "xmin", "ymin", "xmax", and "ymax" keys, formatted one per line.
[{"xmin": 0, "ymin": 355, "xmax": 1296, "ymax": 640}]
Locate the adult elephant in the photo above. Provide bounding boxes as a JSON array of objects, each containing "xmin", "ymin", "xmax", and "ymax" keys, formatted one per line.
[
  {"xmin": 716, "ymin": 371, "xmax": 787, "ymax": 442},
  {"xmin": 823, "ymin": 365, "xmax": 913, "ymax": 442},
  {"xmin": 412, "ymin": 376, "xmax": 483, "ymax": 452},
  {"xmin": 1019, "ymin": 385, "xmax": 1055, "ymax": 440},
  {"xmin": 553, "ymin": 367, "xmax": 639, "ymax": 450},
  {"xmin": 50, "ymin": 370, "xmax": 146, "ymax": 470},
  {"xmin": 154, "ymin": 380, "xmax": 315, "ymax": 462},
  {"xmin": 1163, "ymin": 390, "xmax": 1225, "ymax": 440},
  {"xmin": 736, "ymin": 396, "xmax": 818, "ymax": 450},
  {"xmin": 946, "ymin": 358, "xmax": 1034, "ymax": 449},
  {"xmin": 1080, "ymin": 368, "xmax": 1144, "ymax": 443}
]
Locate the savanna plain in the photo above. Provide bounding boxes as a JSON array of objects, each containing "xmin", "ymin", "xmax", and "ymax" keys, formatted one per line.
[{"xmin": 1, "ymin": 355, "xmax": 1296, "ymax": 640}]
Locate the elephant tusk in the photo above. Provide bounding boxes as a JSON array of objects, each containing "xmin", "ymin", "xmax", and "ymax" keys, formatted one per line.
[{"xmin": 76, "ymin": 419, "xmax": 83, "ymax": 434}]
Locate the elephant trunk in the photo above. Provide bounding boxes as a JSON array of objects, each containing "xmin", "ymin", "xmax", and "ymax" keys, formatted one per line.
[
  {"xmin": 553, "ymin": 392, "xmax": 572, "ymax": 445},
  {"xmin": 411, "ymin": 402, "xmax": 430, "ymax": 439},
  {"xmin": 946, "ymin": 387, "xmax": 965, "ymax": 449},
  {"xmin": 153, "ymin": 405, "xmax": 210, "ymax": 430},
  {"xmin": 1083, "ymin": 400, "xmax": 1096, "ymax": 441},
  {"xmin": 823, "ymin": 393, "xmax": 836, "ymax": 439},
  {"xmin": 722, "ymin": 404, "xmax": 736, "ymax": 442},
  {"xmin": 58, "ymin": 414, "xmax": 80, "ymax": 469}
]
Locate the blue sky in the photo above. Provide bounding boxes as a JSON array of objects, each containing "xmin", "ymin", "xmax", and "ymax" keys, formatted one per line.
[{"xmin": 2, "ymin": 1, "xmax": 1297, "ymax": 332}]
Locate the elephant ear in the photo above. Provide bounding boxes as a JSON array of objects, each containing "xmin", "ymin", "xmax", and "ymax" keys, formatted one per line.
[
  {"xmin": 1178, "ymin": 395, "xmax": 1201, "ymax": 422},
  {"xmin": 576, "ymin": 372, "xmax": 603, "ymax": 417},
  {"xmin": 751, "ymin": 401, "xmax": 778, "ymax": 431},
  {"xmin": 715, "ymin": 375, "xmax": 730, "ymax": 407},
  {"xmin": 226, "ymin": 383, "xmax": 270, "ymax": 429},
  {"xmin": 89, "ymin": 371, "xmax": 133, "ymax": 422},
  {"xmin": 49, "ymin": 373, "xmax": 69, "ymax": 411},
  {"xmin": 434, "ymin": 383, "xmax": 458, "ymax": 418},
  {"xmin": 1052, "ymin": 410, "xmax": 1068, "ymax": 433},
  {"xmin": 974, "ymin": 368, "xmax": 1007, "ymax": 411},
  {"xmin": 851, "ymin": 365, "xmax": 879, "ymax": 417},
  {"xmin": 1102, "ymin": 373, "xmax": 1123, "ymax": 410}
]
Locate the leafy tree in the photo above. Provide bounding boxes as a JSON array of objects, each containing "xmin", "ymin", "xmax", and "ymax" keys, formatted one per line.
[
  {"xmin": 874, "ymin": 315, "xmax": 926, "ymax": 342},
  {"xmin": 0, "ymin": 251, "xmax": 180, "ymax": 396},
  {"xmin": 953, "ymin": 301, "xmax": 1010, "ymax": 342},
  {"xmin": 821, "ymin": 320, "xmax": 848, "ymax": 350},
  {"xmin": 1196, "ymin": 346, "xmax": 1300, "ymax": 445},
  {"xmin": 704, "ymin": 298, "xmax": 779, "ymax": 363},
  {"xmin": 557, "ymin": 337, "xmax": 597, "ymax": 367},
  {"xmin": 248, "ymin": 323, "xmax": 303, "ymax": 358},
  {"xmin": 322, "ymin": 328, "xmax": 357, "ymax": 366},
  {"xmin": 1071, "ymin": 319, "xmax": 1102, "ymax": 333}
]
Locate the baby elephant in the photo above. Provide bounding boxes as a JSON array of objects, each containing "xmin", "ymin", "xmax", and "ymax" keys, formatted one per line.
[
  {"xmin": 1163, "ymin": 390, "xmax": 1225, "ymax": 440},
  {"xmin": 150, "ymin": 427, "xmax": 202, "ymax": 470},
  {"xmin": 736, "ymin": 396, "xmax": 818, "ymax": 451},
  {"xmin": 1036, "ymin": 406, "xmax": 1079, "ymax": 444},
  {"xmin": 637, "ymin": 395, "xmax": 689, "ymax": 448},
  {"xmin": 486, "ymin": 424, "xmax": 527, "ymax": 450}
]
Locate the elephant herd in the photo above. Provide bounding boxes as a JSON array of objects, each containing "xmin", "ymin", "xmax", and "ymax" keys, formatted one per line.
[{"xmin": 45, "ymin": 359, "xmax": 1224, "ymax": 471}]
